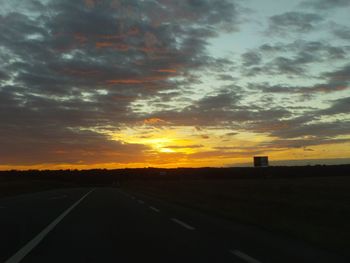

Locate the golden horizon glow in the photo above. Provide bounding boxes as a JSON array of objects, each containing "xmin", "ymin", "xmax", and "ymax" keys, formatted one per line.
[{"xmin": 2, "ymin": 127, "xmax": 347, "ymax": 170}]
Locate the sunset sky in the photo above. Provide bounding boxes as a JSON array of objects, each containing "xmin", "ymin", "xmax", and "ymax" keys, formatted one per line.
[{"xmin": 0, "ymin": 0, "xmax": 349, "ymax": 169}]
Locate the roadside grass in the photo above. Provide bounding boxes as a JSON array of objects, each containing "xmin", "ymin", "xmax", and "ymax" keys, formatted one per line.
[
  {"xmin": 123, "ymin": 176, "xmax": 350, "ymax": 256},
  {"xmin": 0, "ymin": 178, "xmax": 75, "ymax": 198}
]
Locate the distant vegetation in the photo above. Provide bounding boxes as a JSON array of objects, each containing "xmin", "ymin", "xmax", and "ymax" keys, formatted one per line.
[
  {"xmin": 1, "ymin": 164, "xmax": 350, "ymax": 185},
  {"xmin": 1, "ymin": 164, "xmax": 350, "ymax": 197}
]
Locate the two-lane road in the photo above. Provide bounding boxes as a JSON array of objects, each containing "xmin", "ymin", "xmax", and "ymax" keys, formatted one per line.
[{"xmin": 0, "ymin": 188, "xmax": 347, "ymax": 263}]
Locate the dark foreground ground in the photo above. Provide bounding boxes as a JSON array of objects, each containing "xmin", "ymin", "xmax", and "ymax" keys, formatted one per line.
[
  {"xmin": 123, "ymin": 176, "xmax": 350, "ymax": 257},
  {"xmin": 1, "ymin": 165, "xmax": 350, "ymax": 262},
  {"xmin": 0, "ymin": 187, "xmax": 348, "ymax": 263}
]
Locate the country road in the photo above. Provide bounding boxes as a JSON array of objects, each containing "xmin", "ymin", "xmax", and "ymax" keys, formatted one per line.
[{"xmin": 0, "ymin": 188, "xmax": 347, "ymax": 263}]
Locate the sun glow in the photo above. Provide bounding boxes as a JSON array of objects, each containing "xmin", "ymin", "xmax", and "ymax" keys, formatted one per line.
[
  {"xmin": 143, "ymin": 137, "xmax": 176, "ymax": 153},
  {"xmin": 102, "ymin": 125, "xmax": 350, "ymax": 168}
]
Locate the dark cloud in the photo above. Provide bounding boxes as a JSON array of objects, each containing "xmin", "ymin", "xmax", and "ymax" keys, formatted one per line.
[
  {"xmin": 259, "ymin": 43, "xmax": 287, "ymax": 53},
  {"xmin": 225, "ymin": 132, "xmax": 238, "ymax": 136},
  {"xmin": 143, "ymin": 88, "xmax": 291, "ymax": 127},
  {"xmin": 246, "ymin": 87, "xmax": 350, "ymax": 141},
  {"xmin": 189, "ymin": 149, "xmax": 266, "ymax": 159},
  {"xmin": 245, "ymin": 110, "xmax": 350, "ymax": 142},
  {"xmin": 270, "ymin": 121, "xmax": 350, "ymax": 139},
  {"xmin": 1, "ymin": 0, "xmax": 349, "ymax": 167},
  {"xmin": 246, "ymin": 63, "xmax": 350, "ymax": 106},
  {"xmin": 323, "ymin": 63, "xmax": 350, "ymax": 81},
  {"xmin": 251, "ymin": 82, "xmax": 349, "ymax": 95},
  {"xmin": 301, "ymin": 0, "xmax": 350, "ymax": 10},
  {"xmin": 319, "ymin": 96, "xmax": 350, "ymax": 115},
  {"xmin": 0, "ymin": 70, "xmax": 8, "ymax": 80},
  {"xmin": 267, "ymin": 12, "xmax": 323, "ymax": 35},
  {"xmin": 217, "ymin": 74, "xmax": 236, "ymax": 81},
  {"xmin": 261, "ymin": 137, "xmax": 350, "ymax": 149},
  {"xmin": 330, "ymin": 23, "xmax": 350, "ymax": 40},
  {"xmin": 242, "ymin": 41, "xmax": 349, "ymax": 77},
  {"xmin": 0, "ymin": 0, "xmax": 241, "ymax": 165},
  {"xmin": 239, "ymin": 89, "xmax": 350, "ymax": 146},
  {"xmin": 241, "ymin": 51, "xmax": 262, "ymax": 67},
  {"xmin": 0, "ymin": 126, "xmax": 150, "ymax": 165}
]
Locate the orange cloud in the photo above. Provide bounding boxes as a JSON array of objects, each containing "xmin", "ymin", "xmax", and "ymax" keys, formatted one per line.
[
  {"xmin": 61, "ymin": 69, "xmax": 100, "ymax": 76},
  {"xmin": 105, "ymin": 73, "xmax": 176, "ymax": 85},
  {"xmin": 98, "ymin": 35, "xmax": 123, "ymax": 40},
  {"xmin": 143, "ymin": 118, "xmax": 167, "ymax": 125},
  {"xmin": 316, "ymin": 85, "xmax": 349, "ymax": 92},
  {"xmin": 96, "ymin": 42, "xmax": 114, "ymax": 48},
  {"xmin": 113, "ymin": 44, "xmax": 129, "ymax": 51},
  {"xmin": 74, "ymin": 33, "xmax": 87, "ymax": 44},
  {"xmin": 156, "ymin": 69, "xmax": 177, "ymax": 73},
  {"xmin": 128, "ymin": 27, "xmax": 140, "ymax": 36},
  {"xmin": 106, "ymin": 79, "xmax": 145, "ymax": 85},
  {"xmin": 84, "ymin": 0, "xmax": 103, "ymax": 9},
  {"xmin": 84, "ymin": 0, "xmax": 95, "ymax": 8},
  {"xmin": 95, "ymin": 41, "xmax": 129, "ymax": 51}
]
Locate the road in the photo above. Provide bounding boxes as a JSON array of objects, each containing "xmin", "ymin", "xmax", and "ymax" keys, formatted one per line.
[{"xmin": 0, "ymin": 187, "xmax": 347, "ymax": 263}]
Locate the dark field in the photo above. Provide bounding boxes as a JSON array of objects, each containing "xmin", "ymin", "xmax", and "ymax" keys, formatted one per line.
[
  {"xmin": 1, "ymin": 165, "xmax": 350, "ymax": 256},
  {"xmin": 124, "ymin": 176, "xmax": 350, "ymax": 256},
  {"xmin": 0, "ymin": 177, "xmax": 75, "ymax": 198}
]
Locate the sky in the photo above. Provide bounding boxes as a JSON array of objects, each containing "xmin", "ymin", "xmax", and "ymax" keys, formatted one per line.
[{"xmin": 0, "ymin": 0, "xmax": 349, "ymax": 169}]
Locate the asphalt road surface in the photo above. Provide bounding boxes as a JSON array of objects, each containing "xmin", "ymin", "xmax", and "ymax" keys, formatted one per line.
[{"xmin": 0, "ymin": 188, "xmax": 347, "ymax": 263}]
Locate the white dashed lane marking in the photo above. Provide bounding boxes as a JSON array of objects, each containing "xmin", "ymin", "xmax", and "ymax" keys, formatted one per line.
[
  {"xmin": 149, "ymin": 206, "xmax": 160, "ymax": 212},
  {"xmin": 230, "ymin": 250, "xmax": 262, "ymax": 263},
  {"xmin": 171, "ymin": 218, "xmax": 195, "ymax": 230}
]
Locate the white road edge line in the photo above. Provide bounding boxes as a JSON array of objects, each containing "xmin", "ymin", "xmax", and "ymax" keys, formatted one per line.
[
  {"xmin": 171, "ymin": 218, "xmax": 195, "ymax": 230},
  {"xmin": 230, "ymin": 249, "xmax": 262, "ymax": 263},
  {"xmin": 149, "ymin": 206, "xmax": 160, "ymax": 212},
  {"xmin": 138, "ymin": 200, "xmax": 145, "ymax": 204},
  {"xmin": 5, "ymin": 189, "xmax": 95, "ymax": 263}
]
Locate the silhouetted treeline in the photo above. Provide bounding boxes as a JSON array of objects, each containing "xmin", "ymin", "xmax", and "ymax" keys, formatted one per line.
[{"xmin": 0, "ymin": 165, "xmax": 350, "ymax": 186}]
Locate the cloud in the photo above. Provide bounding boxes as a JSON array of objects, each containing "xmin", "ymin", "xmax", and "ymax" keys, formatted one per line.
[
  {"xmin": 165, "ymin": 144, "xmax": 203, "ymax": 149},
  {"xmin": 0, "ymin": 126, "xmax": 150, "ymax": 165},
  {"xmin": 241, "ymin": 86, "xmax": 350, "ymax": 145},
  {"xmin": 189, "ymin": 150, "xmax": 264, "ymax": 159},
  {"xmin": 281, "ymin": 63, "xmax": 350, "ymax": 95},
  {"xmin": 252, "ymin": 82, "xmax": 349, "ymax": 95},
  {"xmin": 301, "ymin": 0, "xmax": 350, "ymax": 10},
  {"xmin": 141, "ymin": 88, "xmax": 291, "ymax": 127},
  {"xmin": 319, "ymin": 96, "xmax": 350, "ymax": 115},
  {"xmin": 242, "ymin": 40, "xmax": 349, "ymax": 77},
  {"xmin": 267, "ymin": 12, "xmax": 323, "ymax": 35},
  {"xmin": 241, "ymin": 51, "xmax": 262, "ymax": 67},
  {"xmin": 245, "ymin": 113, "xmax": 350, "ymax": 147},
  {"xmin": 323, "ymin": 63, "xmax": 350, "ymax": 82},
  {"xmin": 260, "ymin": 137, "xmax": 350, "ymax": 149},
  {"xmin": 143, "ymin": 118, "xmax": 168, "ymax": 125},
  {"xmin": 0, "ymin": 0, "xmax": 242, "ymax": 166},
  {"xmin": 0, "ymin": 70, "xmax": 8, "ymax": 80},
  {"xmin": 329, "ymin": 23, "xmax": 350, "ymax": 40},
  {"xmin": 270, "ymin": 121, "xmax": 350, "ymax": 139},
  {"xmin": 1, "ymin": 0, "xmax": 349, "ymax": 167},
  {"xmin": 217, "ymin": 74, "xmax": 236, "ymax": 81},
  {"xmin": 225, "ymin": 132, "xmax": 238, "ymax": 136}
]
